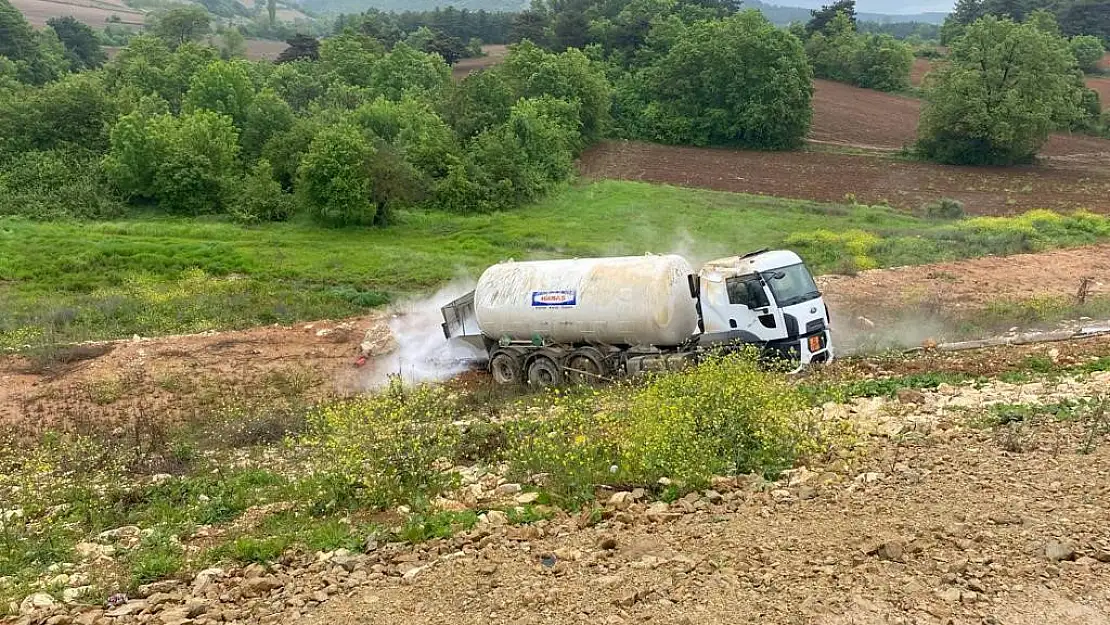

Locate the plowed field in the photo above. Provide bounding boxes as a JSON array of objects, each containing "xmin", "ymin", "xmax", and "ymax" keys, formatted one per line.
[{"xmin": 580, "ymin": 141, "xmax": 1110, "ymax": 215}]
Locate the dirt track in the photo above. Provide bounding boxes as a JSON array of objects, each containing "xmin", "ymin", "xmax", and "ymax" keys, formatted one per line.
[{"xmin": 4, "ymin": 244, "xmax": 1109, "ymax": 429}]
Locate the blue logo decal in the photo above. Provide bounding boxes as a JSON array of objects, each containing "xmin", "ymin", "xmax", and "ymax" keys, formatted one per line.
[{"xmin": 532, "ymin": 290, "xmax": 577, "ymax": 307}]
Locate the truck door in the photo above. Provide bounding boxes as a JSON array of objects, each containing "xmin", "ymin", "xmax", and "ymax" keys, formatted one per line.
[{"xmin": 721, "ymin": 274, "xmax": 784, "ymax": 342}]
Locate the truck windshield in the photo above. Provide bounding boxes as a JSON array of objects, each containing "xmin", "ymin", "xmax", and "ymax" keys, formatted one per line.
[{"xmin": 762, "ymin": 263, "xmax": 820, "ymax": 308}]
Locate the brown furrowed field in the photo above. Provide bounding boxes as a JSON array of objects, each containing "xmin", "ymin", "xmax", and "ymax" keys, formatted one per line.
[
  {"xmin": 579, "ymin": 140, "xmax": 1110, "ymax": 215},
  {"xmin": 11, "ymin": 0, "xmax": 143, "ymax": 27},
  {"xmin": 582, "ymin": 75, "xmax": 1110, "ymax": 216}
]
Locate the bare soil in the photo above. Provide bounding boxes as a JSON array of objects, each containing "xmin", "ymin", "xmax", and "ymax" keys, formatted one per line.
[
  {"xmin": 1088, "ymin": 77, "xmax": 1110, "ymax": 112},
  {"xmin": 306, "ymin": 420, "xmax": 1110, "ymax": 625},
  {"xmin": 819, "ymin": 244, "xmax": 1110, "ymax": 318},
  {"xmin": 910, "ymin": 57, "xmax": 933, "ymax": 87},
  {"xmin": 11, "ymin": 0, "xmax": 143, "ymax": 27},
  {"xmin": 4, "ymin": 245, "xmax": 1109, "ymax": 429},
  {"xmin": 244, "ymin": 38, "xmax": 291, "ymax": 61},
  {"xmin": 580, "ymin": 140, "xmax": 1110, "ymax": 215},
  {"xmin": 452, "ymin": 44, "xmax": 509, "ymax": 80}
]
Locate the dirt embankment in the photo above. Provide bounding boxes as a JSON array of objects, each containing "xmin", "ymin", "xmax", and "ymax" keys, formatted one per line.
[{"xmin": 3, "ymin": 244, "xmax": 1109, "ymax": 430}]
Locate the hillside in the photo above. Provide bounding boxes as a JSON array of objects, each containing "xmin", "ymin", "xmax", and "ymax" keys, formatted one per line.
[{"xmin": 293, "ymin": 0, "xmax": 948, "ymax": 24}]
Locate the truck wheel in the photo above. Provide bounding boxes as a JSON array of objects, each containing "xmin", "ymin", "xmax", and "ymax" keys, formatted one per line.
[
  {"xmin": 490, "ymin": 351, "xmax": 522, "ymax": 385},
  {"xmin": 565, "ymin": 348, "xmax": 607, "ymax": 385},
  {"xmin": 527, "ymin": 356, "xmax": 563, "ymax": 387}
]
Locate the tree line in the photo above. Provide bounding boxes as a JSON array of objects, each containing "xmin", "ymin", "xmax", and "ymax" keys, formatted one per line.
[{"xmin": 1, "ymin": 0, "xmax": 1107, "ymax": 228}]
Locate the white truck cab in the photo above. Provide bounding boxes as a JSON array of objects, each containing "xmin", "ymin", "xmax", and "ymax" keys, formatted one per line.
[{"xmin": 697, "ymin": 250, "xmax": 833, "ymax": 365}]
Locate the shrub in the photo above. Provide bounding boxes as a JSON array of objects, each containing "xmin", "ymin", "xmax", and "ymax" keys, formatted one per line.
[
  {"xmin": 853, "ymin": 34, "xmax": 914, "ymax": 92},
  {"xmin": 784, "ymin": 229, "xmax": 880, "ymax": 273},
  {"xmin": 620, "ymin": 353, "xmax": 817, "ymax": 487},
  {"xmin": 229, "ymin": 159, "xmax": 293, "ymax": 223},
  {"xmin": 302, "ymin": 382, "xmax": 462, "ymax": 509},
  {"xmin": 504, "ymin": 389, "xmax": 621, "ymax": 508},
  {"xmin": 1070, "ymin": 35, "xmax": 1105, "ymax": 73},
  {"xmin": 296, "ymin": 123, "xmax": 376, "ymax": 226},
  {"xmin": 104, "ymin": 108, "xmax": 241, "ymax": 214},
  {"xmin": 924, "ymin": 197, "xmax": 965, "ymax": 219},
  {"xmin": 0, "ymin": 150, "xmax": 124, "ymax": 220}
]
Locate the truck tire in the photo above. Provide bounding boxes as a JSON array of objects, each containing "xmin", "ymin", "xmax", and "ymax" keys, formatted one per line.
[
  {"xmin": 490, "ymin": 351, "xmax": 523, "ymax": 385},
  {"xmin": 527, "ymin": 356, "xmax": 563, "ymax": 387},
  {"xmin": 565, "ymin": 347, "xmax": 607, "ymax": 385}
]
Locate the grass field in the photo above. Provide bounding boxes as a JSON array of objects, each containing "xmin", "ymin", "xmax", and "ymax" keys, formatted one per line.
[{"xmin": 3, "ymin": 180, "xmax": 1110, "ymax": 350}]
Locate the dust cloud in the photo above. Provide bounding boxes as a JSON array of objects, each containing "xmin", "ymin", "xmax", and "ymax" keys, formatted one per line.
[{"xmin": 359, "ymin": 279, "xmax": 486, "ymax": 389}]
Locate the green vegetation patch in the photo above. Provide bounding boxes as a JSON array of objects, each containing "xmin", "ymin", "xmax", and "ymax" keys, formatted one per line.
[{"xmin": 4, "ymin": 183, "xmax": 1110, "ymax": 350}]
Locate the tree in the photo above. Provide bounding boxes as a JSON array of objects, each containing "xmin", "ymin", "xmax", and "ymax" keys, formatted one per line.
[
  {"xmin": 1058, "ymin": 0, "xmax": 1110, "ymax": 44},
  {"xmin": 266, "ymin": 60, "xmax": 324, "ymax": 111},
  {"xmin": 277, "ymin": 34, "xmax": 320, "ymax": 63},
  {"xmin": 0, "ymin": 2, "xmax": 68, "ymax": 84},
  {"xmin": 916, "ymin": 16, "xmax": 1084, "ymax": 165},
  {"xmin": 319, "ymin": 30, "xmax": 384, "ymax": 87},
  {"xmin": 230, "ymin": 159, "xmax": 293, "ymax": 223},
  {"xmin": 638, "ymin": 10, "xmax": 813, "ymax": 149},
  {"xmin": 553, "ymin": 6, "xmax": 591, "ymax": 50},
  {"xmin": 807, "ymin": 0, "xmax": 856, "ymax": 35},
  {"xmin": 369, "ymin": 42, "xmax": 450, "ymax": 101},
  {"xmin": 441, "ymin": 69, "xmax": 516, "ymax": 139},
  {"xmin": 805, "ymin": 11, "xmax": 859, "ymax": 83},
  {"xmin": 423, "ymin": 30, "xmax": 468, "ymax": 65},
  {"xmin": 216, "ymin": 26, "xmax": 247, "ymax": 60},
  {"xmin": 47, "ymin": 16, "xmax": 106, "ymax": 70},
  {"xmin": 501, "ymin": 42, "xmax": 612, "ymax": 147},
  {"xmin": 511, "ymin": 9, "xmax": 550, "ymax": 45},
  {"xmin": 104, "ymin": 108, "xmax": 240, "ymax": 214},
  {"xmin": 183, "ymin": 60, "xmax": 256, "ymax": 127},
  {"xmin": 241, "ymin": 88, "xmax": 295, "ymax": 159},
  {"xmin": 351, "ymin": 97, "xmax": 460, "ymax": 179},
  {"xmin": 0, "ymin": 0, "xmax": 39, "ymax": 66},
  {"xmin": 471, "ymin": 96, "xmax": 579, "ymax": 209},
  {"xmin": 852, "ymin": 33, "xmax": 914, "ymax": 92},
  {"xmin": 0, "ymin": 72, "xmax": 116, "ymax": 156},
  {"xmin": 152, "ymin": 6, "xmax": 212, "ymax": 48},
  {"xmin": 1070, "ymin": 34, "xmax": 1106, "ymax": 72},
  {"xmin": 296, "ymin": 124, "xmax": 376, "ymax": 226},
  {"xmin": 267, "ymin": 0, "xmax": 276, "ymax": 27}
]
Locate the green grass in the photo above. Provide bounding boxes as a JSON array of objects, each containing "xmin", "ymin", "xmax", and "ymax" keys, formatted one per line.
[{"xmin": 3, "ymin": 180, "xmax": 1110, "ymax": 349}]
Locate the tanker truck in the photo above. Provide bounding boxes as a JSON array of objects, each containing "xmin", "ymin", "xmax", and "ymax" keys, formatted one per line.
[{"xmin": 440, "ymin": 250, "xmax": 832, "ymax": 385}]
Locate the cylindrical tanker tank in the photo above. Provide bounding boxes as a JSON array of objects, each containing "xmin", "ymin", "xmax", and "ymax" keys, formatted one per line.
[{"xmin": 473, "ymin": 255, "xmax": 700, "ymax": 347}]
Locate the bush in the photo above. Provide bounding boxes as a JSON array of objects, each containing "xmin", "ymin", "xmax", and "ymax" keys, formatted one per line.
[
  {"xmin": 853, "ymin": 34, "xmax": 914, "ymax": 92},
  {"xmin": 925, "ymin": 197, "xmax": 965, "ymax": 220},
  {"xmin": 504, "ymin": 353, "xmax": 824, "ymax": 505},
  {"xmin": 470, "ymin": 96, "xmax": 579, "ymax": 209},
  {"xmin": 1070, "ymin": 35, "xmax": 1106, "ymax": 73},
  {"xmin": 229, "ymin": 159, "xmax": 293, "ymax": 223},
  {"xmin": 104, "ymin": 108, "xmax": 241, "ymax": 214},
  {"xmin": 621, "ymin": 353, "xmax": 817, "ymax": 486},
  {"xmin": 296, "ymin": 123, "xmax": 376, "ymax": 226},
  {"xmin": 302, "ymin": 383, "xmax": 462, "ymax": 509},
  {"xmin": 0, "ymin": 150, "xmax": 125, "ymax": 220}
]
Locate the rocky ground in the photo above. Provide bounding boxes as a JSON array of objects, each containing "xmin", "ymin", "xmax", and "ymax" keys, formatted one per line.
[{"xmin": 10, "ymin": 371, "xmax": 1110, "ymax": 625}]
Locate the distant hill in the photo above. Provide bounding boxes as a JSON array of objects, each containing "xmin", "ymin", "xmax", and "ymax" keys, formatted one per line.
[{"xmin": 295, "ymin": 0, "xmax": 948, "ymax": 25}]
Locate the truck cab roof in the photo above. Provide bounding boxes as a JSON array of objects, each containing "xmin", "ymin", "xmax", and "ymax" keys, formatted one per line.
[{"xmin": 701, "ymin": 250, "xmax": 804, "ymax": 277}]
